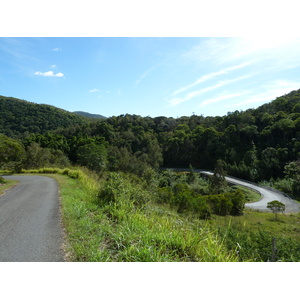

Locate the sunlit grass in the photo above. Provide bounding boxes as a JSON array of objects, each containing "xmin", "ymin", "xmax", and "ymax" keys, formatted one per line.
[
  {"xmin": 0, "ymin": 178, "xmax": 18, "ymax": 195},
  {"xmin": 19, "ymin": 167, "xmax": 300, "ymax": 261},
  {"xmin": 46, "ymin": 170, "xmax": 239, "ymax": 262}
]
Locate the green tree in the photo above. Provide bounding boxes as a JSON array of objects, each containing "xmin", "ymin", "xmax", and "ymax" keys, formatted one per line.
[
  {"xmin": 76, "ymin": 142, "xmax": 107, "ymax": 172},
  {"xmin": 0, "ymin": 133, "xmax": 25, "ymax": 171},
  {"xmin": 24, "ymin": 142, "xmax": 70, "ymax": 169},
  {"xmin": 209, "ymin": 159, "xmax": 228, "ymax": 194},
  {"xmin": 267, "ymin": 200, "xmax": 285, "ymax": 220},
  {"xmin": 230, "ymin": 189, "xmax": 246, "ymax": 216},
  {"xmin": 283, "ymin": 160, "xmax": 300, "ymax": 196}
]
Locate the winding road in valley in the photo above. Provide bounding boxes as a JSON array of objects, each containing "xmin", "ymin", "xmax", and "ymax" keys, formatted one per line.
[
  {"xmin": 201, "ymin": 171, "xmax": 300, "ymax": 213},
  {"xmin": 0, "ymin": 175, "xmax": 65, "ymax": 262}
]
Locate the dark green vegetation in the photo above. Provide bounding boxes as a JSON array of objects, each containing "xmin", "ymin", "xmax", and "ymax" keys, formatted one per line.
[
  {"xmin": 1, "ymin": 89, "xmax": 300, "ymax": 261},
  {"xmin": 73, "ymin": 111, "xmax": 107, "ymax": 119},
  {"xmin": 2, "ymin": 90, "xmax": 300, "ymax": 196},
  {"xmin": 0, "ymin": 96, "xmax": 88, "ymax": 137}
]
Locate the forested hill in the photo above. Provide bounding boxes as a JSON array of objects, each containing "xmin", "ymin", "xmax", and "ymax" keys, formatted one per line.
[
  {"xmin": 73, "ymin": 111, "xmax": 107, "ymax": 119},
  {"xmin": 1, "ymin": 89, "xmax": 300, "ymax": 184},
  {"xmin": 0, "ymin": 96, "xmax": 88, "ymax": 137}
]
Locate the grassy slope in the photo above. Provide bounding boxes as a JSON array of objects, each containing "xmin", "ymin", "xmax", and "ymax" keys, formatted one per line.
[
  {"xmin": 16, "ymin": 168, "xmax": 300, "ymax": 262},
  {"xmin": 46, "ymin": 170, "xmax": 239, "ymax": 262}
]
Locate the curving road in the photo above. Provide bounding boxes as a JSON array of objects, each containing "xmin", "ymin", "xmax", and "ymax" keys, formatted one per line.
[
  {"xmin": 0, "ymin": 175, "xmax": 65, "ymax": 262},
  {"xmin": 201, "ymin": 171, "xmax": 300, "ymax": 213}
]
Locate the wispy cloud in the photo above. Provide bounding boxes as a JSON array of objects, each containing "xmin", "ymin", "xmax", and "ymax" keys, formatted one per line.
[
  {"xmin": 199, "ymin": 92, "xmax": 248, "ymax": 107},
  {"xmin": 89, "ymin": 88, "xmax": 99, "ymax": 93},
  {"xmin": 183, "ymin": 37, "xmax": 300, "ymax": 69},
  {"xmin": 52, "ymin": 47, "xmax": 62, "ymax": 52},
  {"xmin": 34, "ymin": 71, "xmax": 64, "ymax": 77},
  {"xmin": 172, "ymin": 61, "xmax": 253, "ymax": 97},
  {"xmin": 169, "ymin": 74, "xmax": 254, "ymax": 107},
  {"xmin": 135, "ymin": 65, "xmax": 159, "ymax": 86},
  {"xmin": 224, "ymin": 80, "xmax": 300, "ymax": 109}
]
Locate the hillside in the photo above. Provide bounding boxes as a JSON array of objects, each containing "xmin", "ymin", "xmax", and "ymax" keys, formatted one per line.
[
  {"xmin": 0, "ymin": 96, "xmax": 88, "ymax": 137},
  {"xmin": 73, "ymin": 111, "xmax": 107, "ymax": 119},
  {"xmin": 1, "ymin": 89, "xmax": 300, "ymax": 183}
]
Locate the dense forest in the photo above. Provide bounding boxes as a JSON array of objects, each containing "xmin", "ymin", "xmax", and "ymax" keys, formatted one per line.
[
  {"xmin": 0, "ymin": 96, "xmax": 89, "ymax": 137},
  {"xmin": 1, "ymin": 89, "xmax": 300, "ymax": 199}
]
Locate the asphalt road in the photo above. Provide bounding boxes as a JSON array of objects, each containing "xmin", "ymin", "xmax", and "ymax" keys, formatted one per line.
[
  {"xmin": 201, "ymin": 171, "xmax": 300, "ymax": 213},
  {"xmin": 0, "ymin": 175, "xmax": 65, "ymax": 262}
]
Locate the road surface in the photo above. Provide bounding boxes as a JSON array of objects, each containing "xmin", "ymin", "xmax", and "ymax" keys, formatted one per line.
[
  {"xmin": 201, "ymin": 171, "xmax": 300, "ymax": 213},
  {"xmin": 0, "ymin": 175, "xmax": 65, "ymax": 262}
]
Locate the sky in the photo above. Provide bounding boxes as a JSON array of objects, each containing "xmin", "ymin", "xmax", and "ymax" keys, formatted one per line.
[{"xmin": 1, "ymin": 36, "xmax": 300, "ymax": 118}]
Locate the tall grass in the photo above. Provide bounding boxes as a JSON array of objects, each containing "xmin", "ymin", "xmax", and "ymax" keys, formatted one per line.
[
  {"xmin": 9, "ymin": 167, "xmax": 300, "ymax": 261},
  {"xmin": 46, "ymin": 169, "xmax": 239, "ymax": 261}
]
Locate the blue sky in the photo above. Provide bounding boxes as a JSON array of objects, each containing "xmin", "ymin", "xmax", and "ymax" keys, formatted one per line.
[{"xmin": 1, "ymin": 36, "xmax": 300, "ymax": 118}]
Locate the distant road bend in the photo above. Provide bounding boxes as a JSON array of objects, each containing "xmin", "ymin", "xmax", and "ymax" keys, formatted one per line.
[
  {"xmin": 200, "ymin": 171, "xmax": 300, "ymax": 213},
  {"xmin": 0, "ymin": 175, "xmax": 64, "ymax": 262}
]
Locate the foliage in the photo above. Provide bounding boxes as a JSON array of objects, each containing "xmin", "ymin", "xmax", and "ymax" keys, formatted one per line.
[
  {"xmin": 22, "ymin": 142, "xmax": 70, "ymax": 169},
  {"xmin": 56, "ymin": 169, "xmax": 239, "ymax": 261},
  {"xmin": 0, "ymin": 133, "xmax": 25, "ymax": 171},
  {"xmin": 76, "ymin": 142, "xmax": 107, "ymax": 173},
  {"xmin": 3, "ymin": 89, "xmax": 300, "ymax": 184},
  {"xmin": 209, "ymin": 159, "xmax": 228, "ymax": 194},
  {"xmin": 0, "ymin": 96, "xmax": 88, "ymax": 138},
  {"xmin": 267, "ymin": 200, "xmax": 286, "ymax": 219},
  {"xmin": 283, "ymin": 160, "xmax": 300, "ymax": 197}
]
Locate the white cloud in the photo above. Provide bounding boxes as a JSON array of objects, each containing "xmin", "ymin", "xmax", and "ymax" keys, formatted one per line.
[
  {"xmin": 53, "ymin": 48, "xmax": 62, "ymax": 52},
  {"xmin": 34, "ymin": 71, "xmax": 64, "ymax": 77},
  {"xmin": 184, "ymin": 37, "xmax": 300, "ymax": 69},
  {"xmin": 135, "ymin": 65, "xmax": 158, "ymax": 86},
  {"xmin": 50, "ymin": 65, "xmax": 57, "ymax": 68},
  {"xmin": 224, "ymin": 80, "xmax": 300, "ymax": 108},
  {"xmin": 199, "ymin": 92, "xmax": 247, "ymax": 107},
  {"xmin": 169, "ymin": 74, "xmax": 255, "ymax": 107},
  {"xmin": 89, "ymin": 88, "xmax": 99, "ymax": 93},
  {"xmin": 172, "ymin": 61, "xmax": 253, "ymax": 97}
]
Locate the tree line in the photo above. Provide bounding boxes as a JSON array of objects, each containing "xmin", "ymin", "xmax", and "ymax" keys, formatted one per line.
[{"xmin": 1, "ymin": 89, "xmax": 300, "ymax": 198}]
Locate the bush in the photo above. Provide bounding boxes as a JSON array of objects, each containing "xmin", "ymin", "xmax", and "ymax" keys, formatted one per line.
[
  {"xmin": 157, "ymin": 186, "xmax": 173, "ymax": 204},
  {"xmin": 228, "ymin": 190, "xmax": 246, "ymax": 216},
  {"xmin": 0, "ymin": 176, "xmax": 5, "ymax": 184},
  {"xmin": 97, "ymin": 172, "xmax": 151, "ymax": 211},
  {"xmin": 207, "ymin": 194, "xmax": 233, "ymax": 216}
]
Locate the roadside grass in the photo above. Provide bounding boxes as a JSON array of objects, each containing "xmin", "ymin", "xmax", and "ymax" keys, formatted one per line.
[
  {"xmin": 207, "ymin": 209, "xmax": 300, "ymax": 261},
  {"xmin": 233, "ymin": 186, "xmax": 261, "ymax": 203},
  {"xmin": 36, "ymin": 169, "xmax": 239, "ymax": 262},
  {"xmin": 0, "ymin": 177, "xmax": 18, "ymax": 195},
  {"xmin": 13, "ymin": 167, "xmax": 300, "ymax": 261}
]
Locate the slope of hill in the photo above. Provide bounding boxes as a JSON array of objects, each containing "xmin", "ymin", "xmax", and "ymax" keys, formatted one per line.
[
  {"xmin": 0, "ymin": 96, "xmax": 88, "ymax": 137},
  {"xmin": 73, "ymin": 111, "xmax": 106, "ymax": 119}
]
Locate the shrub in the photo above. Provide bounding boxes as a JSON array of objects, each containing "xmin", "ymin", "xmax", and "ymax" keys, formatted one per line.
[
  {"xmin": 228, "ymin": 190, "xmax": 246, "ymax": 216},
  {"xmin": 208, "ymin": 194, "xmax": 233, "ymax": 216},
  {"xmin": 157, "ymin": 186, "xmax": 174, "ymax": 204},
  {"xmin": 97, "ymin": 172, "xmax": 151, "ymax": 211},
  {"xmin": 0, "ymin": 176, "xmax": 5, "ymax": 184}
]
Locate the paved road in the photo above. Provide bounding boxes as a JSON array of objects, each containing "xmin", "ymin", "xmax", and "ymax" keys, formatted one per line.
[
  {"xmin": 201, "ymin": 171, "xmax": 300, "ymax": 213},
  {"xmin": 0, "ymin": 175, "xmax": 65, "ymax": 262}
]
